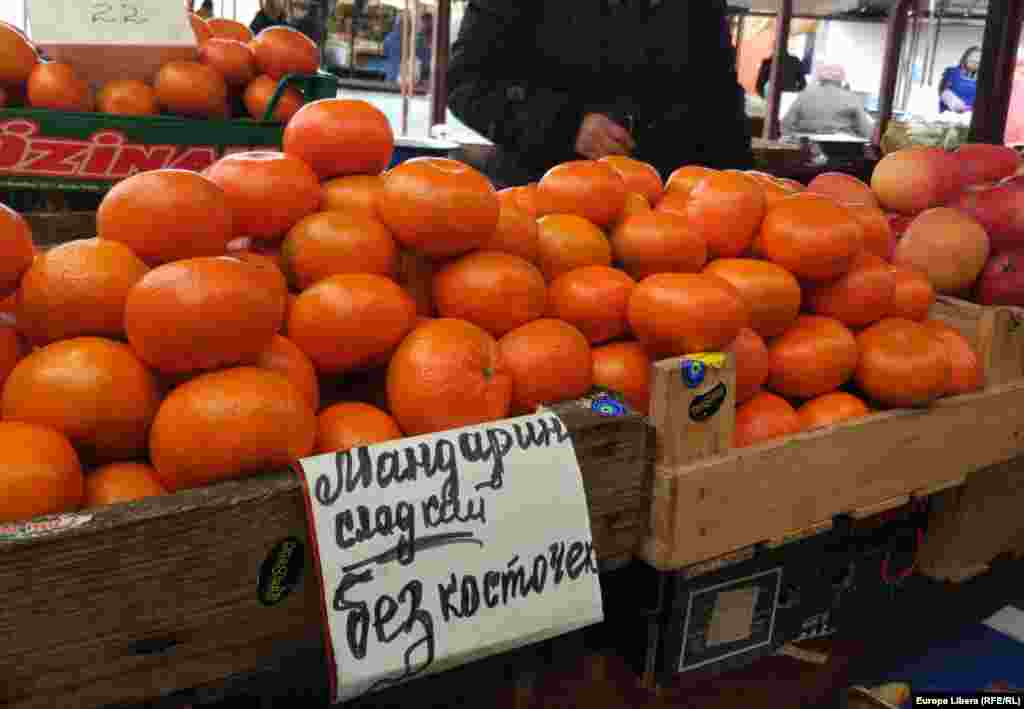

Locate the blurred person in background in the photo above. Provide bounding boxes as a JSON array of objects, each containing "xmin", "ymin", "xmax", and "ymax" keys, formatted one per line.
[
  {"xmin": 251, "ymin": 0, "xmax": 323, "ymax": 44},
  {"xmin": 781, "ymin": 63, "xmax": 874, "ymax": 139},
  {"xmin": 939, "ymin": 46, "xmax": 981, "ymax": 114},
  {"xmin": 756, "ymin": 50, "xmax": 807, "ymax": 99},
  {"xmin": 447, "ymin": 0, "xmax": 752, "ymax": 188},
  {"xmin": 377, "ymin": 8, "xmax": 433, "ymax": 86}
]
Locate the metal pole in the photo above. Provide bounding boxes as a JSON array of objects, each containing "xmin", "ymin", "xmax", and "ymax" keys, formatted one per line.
[
  {"xmin": 926, "ymin": 1, "xmax": 944, "ymax": 86},
  {"xmin": 763, "ymin": 0, "xmax": 794, "ymax": 141},
  {"xmin": 969, "ymin": 0, "xmax": 1024, "ymax": 143},
  {"xmin": 873, "ymin": 0, "xmax": 913, "ymax": 146},
  {"xmin": 430, "ymin": 0, "xmax": 451, "ymax": 128}
]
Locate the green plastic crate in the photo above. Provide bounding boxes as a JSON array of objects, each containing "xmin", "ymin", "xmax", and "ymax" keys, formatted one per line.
[{"xmin": 0, "ymin": 73, "xmax": 338, "ymax": 195}]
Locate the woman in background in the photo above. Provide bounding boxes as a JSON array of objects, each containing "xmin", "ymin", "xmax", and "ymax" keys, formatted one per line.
[
  {"xmin": 939, "ymin": 46, "xmax": 981, "ymax": 114},
  {"xmin": 781, "ymin": 64, "xmax": 874, "ymax": 138}
]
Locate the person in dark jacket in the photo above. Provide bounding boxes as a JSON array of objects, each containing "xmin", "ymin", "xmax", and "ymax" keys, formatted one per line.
[
  {"xmin": 755, "ymin": 52, "xmax": 808, "ymax": 98},
  {"xmin": 250, "ymin": 0, "xmax": 323, "ymax": 44},
  {"xmin": 447, "ymin": 0, "xmax": 753, "ymax": 188}
]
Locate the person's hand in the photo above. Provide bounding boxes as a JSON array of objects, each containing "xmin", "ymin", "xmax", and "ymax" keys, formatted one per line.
[{"xmin": 574, "ymin": 113, "xmax": 635, "ymax": 159}]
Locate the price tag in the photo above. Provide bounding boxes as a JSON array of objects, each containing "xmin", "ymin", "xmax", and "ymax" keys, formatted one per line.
[
  {"xmin": 27, "ymin": 0, "xmax": 198, "ymax": 88},
  {"xmin": 295, "ymin": 412, "xmax": 604, "ymax": 703},
  {"xmin": 27, "ymin": 0, "xmax": 194, "ymax": 45}
]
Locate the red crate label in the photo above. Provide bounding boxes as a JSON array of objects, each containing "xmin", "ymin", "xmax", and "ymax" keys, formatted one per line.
[{"xmin": 0, "ymin": 118, "xmax": 264, "ymax": 181}]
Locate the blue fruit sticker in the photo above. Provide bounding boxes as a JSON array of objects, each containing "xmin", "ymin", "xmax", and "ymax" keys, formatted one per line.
[
  {"xmin": 591, "ymin": 395, "xmax": 627, "ymax": 417},
  {"xmin": 681, "ymin": 359, "xmax": 706, "ymax": 388}
]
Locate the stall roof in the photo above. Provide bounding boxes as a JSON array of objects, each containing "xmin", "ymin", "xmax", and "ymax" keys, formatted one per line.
[{"xmin": 730, "ymin": 0, "xmax": 989, "ymax": 18}]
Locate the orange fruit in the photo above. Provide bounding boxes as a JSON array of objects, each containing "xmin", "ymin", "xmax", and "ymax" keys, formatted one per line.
[
  {"xmin": 729, "ymin": 327, "xmax": 769, "ymax": 404},
  {"xmin": 226, "ymin": 249, "xmax": 289, "ymax": 331},
  {"xmin": 432, "ymin": 251, "xmax": 547, "ymax": 337},
  {"xmin": 377, "ymin": 158, "xmax": 499, "ymax": 257},
  {"xmin": 315, "ymin": 402, "xmax": 403, "ymax": 455},
  {"xmin": 855, "ymin": 318, "xmax": 952, "ymax": 408},
  {"xmin": 703, "ymin": 258, "xmax": 801, "ymax": 338},
  {"xmin": 207, "ymin": 17, "xmax": 254, "ymax": 42},
  {"xmin": 766, "ymin": 315, "xmax": 859, "ymax": 399},
  {"xmin": 27, "ymin": 61, "xmax": 93, "ymax": 111},
  {"xmin": 610, "ymin": 211, "xmax": 707, "ymax": 279},
  {"xmin": 482, "ymin": 205, "xmax": 540, "ymax": 263},
  {"xmin": 84, "ymin": 462, "xmax": 167, "ymax": 507},
  {"xmin": 666, "ymin": 165, "xmax": 715, "ymax": 196},
  {"xmin": 321, "ymin": 174, "xmax": 384, "ymax": 216},
  {"xmin": 206, "ymin": 151, "xmax": 321, "ymax": 240},
  {"xmin": 125, "ymin": 257, "xmax": 283, "ymax": 374},
  {"xmin": 255, "ymin": 334, "xmax": 320, "ymax": 411},
  {"xmin": 244, "ymin": 74, "xmax": 304, "ymax": 122},
  {"xmin": 97, "ymin": 169, "xmax": 234, "ymax": 265},
  {"xmin": 0, "ymin": 323, "xmax": 26, "ymax": 391},
  {"xmin": 614, "ymin": 192, "xmax": 652, "ymax": 224},
  {"xmin": 921, "ymin": 320, "xmax": 984, "ymax": 395},
  {"xmin": 17, "ymin": 238, "xmax": 150, "ymax": 345},
  {"xmin": 189, "ymin": 13, "xmax": 213, "ymax": 44},
  {"xmin": 498, "ymin": 185, "xmax": 541, "ymax": 219},
  {"xmin": 547, "ymin": 265, "xmax": 635, "ymax": 344},
  {"xmin": 806, "ymin": 251, "xmax": 896, "ymax": 328},
  {"xmin": 734, "ymin": 392, "xmax": 803, "ymax": 449},
  {"xmin": 154, "ymin": 60, "xmax": 228, "ymax": 118},
  {"xmin": 0, "ymin": 203, "xmax": 35, "ymax": 297},
  {"xmin": 684, "ymin": 171, "xmax": 766, "ymax": 258},
  {"xmin": 96, "ymin": 79, "xmax": 158, "ymax": 115},
  {"xmin": 284, "ymin": 98, "xmax": 393, "ymax": 180},
  {"xmin": 806, "ymin": 172, "xmax": 880, "ymax": 208},
  {"xmin": 846, "ymin": 203, "xmax": 896, "ymax": 261},
  {"xmin": 599, "ymin": 156, "xmax": 664, "ymax": 204},
  {"xmin": 535, "ymin": 214, "xmax": 613, "ymax": 282},
  {"xmin": 280, "ymin": 210, "xmax": 397, "ymax": 290},
  {"xmin": 287, "ymin": 273, "xmax": 416, "ymax": 374},
  {"xmin": 797, "ymin": 392, "xmax": 870, "ymax": 431},
  {"xmin": 251, "ymin": 26, "xmax": 318, "ymax": 79},
  {"xmin": 1, "ymin": 337, "xmax": 160, "ymax": 461},
  {"xmin": 199, "ymin": 38, "xmax": 256, "ymax": 87},
  {"xmin": 0, "ymin": 22, "xmax": 38, "ymax": 86},
  {"xmin": 0, "ymin": 422, "xmax": 82, "ymax": 523},
  {"xmin": 654, "ymin": 190, "xmax": 690, "ymax": 217},
  {"xmin": 150, "ymin": 367, "xmax": 316, "ymax": 492},
  {"xmin": 499, "ymin": 318, "xmax": 593, "ymax": 413},
  {"xmin": 386, "ymin": 318, "xmax": 512, "ymax": 436},
  {"xmin": 758, "ymin": 194, "xmax": 864, "ymax": 282},
  {"xmin": 888, "ymin": 265, "xmax": 935, "ymax": 321},
  {"xmin": 537, "ymin": 160, "xmax": 627, "ymax": 228},
  {"xmin": 591, "ymin": 341, "xmax": 652, "ymax": 414},
  {"xmin": 628, "ymin": 273, "xmax": 749, "ymax": 358}
]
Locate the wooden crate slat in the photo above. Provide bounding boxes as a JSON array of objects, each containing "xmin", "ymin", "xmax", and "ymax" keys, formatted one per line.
[
  {"xmin": 641, "ymin": 296, "xmax": 1024, "ymax": 572},
  {"xmin": 0, "ymin": 402, "xmax": 648, "ymax": 708},
  {"xmin": 643, "ymin": 379, "xmax": 1024, "ymax": 571}
]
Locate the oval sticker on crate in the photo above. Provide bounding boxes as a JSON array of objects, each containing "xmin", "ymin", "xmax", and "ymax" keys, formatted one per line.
[
  {"xmin": 257, "ymin": 537, "xmax": 305, "ymax": 607},
  {"xmin": 690, "ymin": 382, "xmax": 727, "ymax": 422},
  {"xmin": 0, "ymin": 512, "xmax": 93, "ymax": 541}
]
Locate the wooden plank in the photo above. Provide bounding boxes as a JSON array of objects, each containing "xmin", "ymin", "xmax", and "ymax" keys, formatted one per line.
[
  {"xmin": 0, "ymin": 400, "xmax": 648, "ymax": 709},
  {"xmin": 930, "ymin": 295, "xmax": 1024, "ymax": 386},
  {"xmin": 642, "ymin": 379, "xmax": 1024, "ymax": 571},
  {"xmin": 917, "ymin": 455, "xmax": 1024, "ymax": 582}
]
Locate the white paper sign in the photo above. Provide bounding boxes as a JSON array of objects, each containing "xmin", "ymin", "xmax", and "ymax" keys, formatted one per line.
[
  {"xmin": 295, "ymin": 412, "xmax": 605, "ymax": 703},
  {"xmin": 27, "ymin": 0, "xmax": 195, "ymax": 46}
]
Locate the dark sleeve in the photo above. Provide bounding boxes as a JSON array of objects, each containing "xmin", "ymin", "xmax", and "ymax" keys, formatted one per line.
[
  {"xmin": 756, "ymin": 59, "xmax": 770, "ymax": 98},
  {"xmin": 447, "ymin": 1, "xmax": 584, "ymax": 161}
]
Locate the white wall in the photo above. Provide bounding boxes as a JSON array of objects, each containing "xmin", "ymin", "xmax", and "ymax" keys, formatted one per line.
[
  {"xmin": 1, "ymin": 0, "xmax": 25, "ymax": 30},
  {"xmin": 821, "ymin": 19, "xmax": 985, "ymax": 96}
]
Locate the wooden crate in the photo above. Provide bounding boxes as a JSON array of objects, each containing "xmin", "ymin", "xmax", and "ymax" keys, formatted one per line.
[
  {"xmin": 642, "ymin": 297, "xmax": 1024, "ymax": 572},
  {"xmin": 0, "ymin": 400, "xmax": 648, "ymax": 709}
]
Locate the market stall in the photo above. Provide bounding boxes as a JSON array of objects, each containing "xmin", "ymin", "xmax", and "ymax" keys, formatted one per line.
[{"xmin": 3, "ymin": 1, "xmax": 1024, "ymax": 707}]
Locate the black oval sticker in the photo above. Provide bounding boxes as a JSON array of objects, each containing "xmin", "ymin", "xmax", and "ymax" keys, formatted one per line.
[
  {"xmin": 257, "ymin": 537, "xmax": 305, "ymax": 607},
  {"xmin": 690, "ymin": 382, "xmax": 727, "ymax": 422}
]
